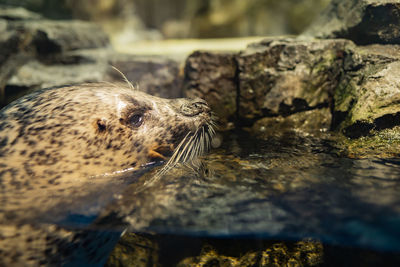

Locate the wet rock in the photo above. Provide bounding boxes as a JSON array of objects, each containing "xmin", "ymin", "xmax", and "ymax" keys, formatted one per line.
[
  {"xmin": 178, "ymin": 244, "xmax": 239, "ymax": 267},
  {"xmin": 184, "ymin": 51, "xmax": 237, "ymax": 130},
  {"xmin": 183, "ymin": 36, "xmax": 400, "ymax": 157},
  {"xmin": 178, "ymin": 239, "xmax": 323, "ymax": 267},
  {"xmin": 237, "ymin": 38, "xmax": 349, "ymax": 122},
  {"xmin": 333, "ymin": 127, "xmax": 400, "ymax": 158},
  {"xmin": 303, "ymin": 0, "xmax": 400, "ymax": 45},
  {"xmin": 333, "ymin": 45, "xmax": 400, "ymax": 139},
  {"xmin": 106, "ymin": 233, "xmax": 159, "ymax": 267},
  {"xmin": 183, "ymin": 38, "xmax": 351, "ymax": 133},
  {"xmin": 252, "ymin": 108, "xmax": 331, "ymax": 139}
]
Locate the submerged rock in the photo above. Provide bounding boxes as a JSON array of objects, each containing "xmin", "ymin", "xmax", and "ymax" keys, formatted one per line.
[
  {"xmin": 105, "ymin": 233, "xmax": 159, "ymax": 267},
  {"xmin": 178, "ymin": 239, "xmax": 323, "ymax": 267}
]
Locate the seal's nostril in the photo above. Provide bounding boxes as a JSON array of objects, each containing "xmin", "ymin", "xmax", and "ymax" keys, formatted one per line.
[
  {"xmin": 193, "ymin": 102, "xmax": 203, "ymax": 109},
  {"xmin": 192, "ymin": 98, "xmax": 209, "ymax": 110},
  {"xmin": 180, "ymin": 98, "xmax": 210, "ymax": 116},
  {"xmin": 192, "ymin": 98, "xmax": 207, "ymax": 105}
]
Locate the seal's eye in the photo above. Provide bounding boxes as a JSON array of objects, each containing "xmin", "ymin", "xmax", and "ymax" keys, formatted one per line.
[
  {"xmin": 128, "ymin": 113, "xmax": 143, "ymax": 127},
  {"xmin": 120, "ymin": 107, "xmax": 147, "ymax": 128}
]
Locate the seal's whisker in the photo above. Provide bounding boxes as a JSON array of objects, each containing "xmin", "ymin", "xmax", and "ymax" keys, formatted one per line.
[
  {"xmin": 194, "ymin": 128, "xmax": 203, "ymax": 154},
  {"xmin": 204, "ymin": 130, "xmax": 209, "ymax": 152},
  {"xmin": 0, "ymin": 79, "xmax": 217, "ymax": 265},
  {"xmin": 168, "ymin": 131, "xmax": 191, "ymax": 164},
  {"xmin": 191, "ymin": 132, "xmax": 199, "ymax": 159},
  {"xmin": 202, "ymin": 127, "xmax": 207, "ymax": 154},
  {"xmin": 134, "ymin": 82, "xmax": 140, "ymax": 91},
  {"xmin": 209, "ymin": 122, "xmax": 217, "ymax": 136},
  {"xmin": 181, "ymin": 131, "xmax": 197, "ymax": 163},
  {"xmin": 194, "ymin": 138, "xmax": 201, "ymax": 161},
  {"xmin": 203, "ymin": 126, "xmax": 209, "ymax": 149},
  {"xmin": 111, "ymin": 66, "xmax": 136, "ymax": 90},
  {"xmin": 210, "ymin": 122, "xmax": 216, "ymax": 135},
  {"xmin": 174, "ymin": 141, "xmax": 187, "ymax": 163},
  {"xmin": 198, "ymin": 128, "xmax": 204, "ymax": 157},
  {"xmin": 199, "ymin": 128, "xmax": 204, "ymax": 151},
  {"xmin": 155, "ymin": 131, "xmax": 192, "ymax": 178},
  {"xmin": 208, "ymin": 115, "xmax": 218, "ymax": 130},
  {"xmin": 206, "ymin": 126, "xmax": 212, "ymax": 150},
  {"xmin": 173, "ymin": 128, "xmax": 197, "ymax": 164},
  {"xmin": 154, "ymin": 122, "xmax": 215, "ymax": 180},
  {"xmin": 194, "ymin": 133, "xmax": 200, "ymax": 159}
]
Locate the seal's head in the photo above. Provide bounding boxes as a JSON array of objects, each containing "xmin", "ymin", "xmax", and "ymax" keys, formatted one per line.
[
  {"xmin": 0, "ymin": 82, "xmax": 215, "ymax": 190},
  {"xmin": 0, "ymin": 82, "xmax": 215, "ymax": 266}
]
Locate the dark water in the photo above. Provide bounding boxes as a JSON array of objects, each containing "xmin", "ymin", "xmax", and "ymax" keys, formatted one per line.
[
  {"xmin": 29, "ymin": 130, "xmax": 400, "ymax": 265},
  {"xmin": 91, "ymin": 131, "xmax": 400, "ymax": 257}
]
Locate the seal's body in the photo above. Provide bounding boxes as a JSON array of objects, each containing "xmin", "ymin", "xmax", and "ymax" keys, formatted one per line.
[{"xmin": 0, "ymin": 82, "xmax": 214, "ymax": 265}]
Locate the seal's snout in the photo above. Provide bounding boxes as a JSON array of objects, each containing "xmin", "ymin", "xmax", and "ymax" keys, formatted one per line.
[{"xmin": 180, "ymin": 98, "xmax": 210, "ymax": 117}]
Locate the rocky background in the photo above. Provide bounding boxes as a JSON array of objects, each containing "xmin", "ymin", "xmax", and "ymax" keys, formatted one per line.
[
  {"xmin": 0, "ymin": 0, "xmax": 329, "ymax": 42},
  {"xmin": 3, "ymin": 0, "xmax": 400, "ymax": 159},
  {"xmin": 2, "ymin": 0, "xmax": 400, "ymax": 265},
  {"xmin": 0, "ymin": 6, "xmax": 182, "ymax": 106}
]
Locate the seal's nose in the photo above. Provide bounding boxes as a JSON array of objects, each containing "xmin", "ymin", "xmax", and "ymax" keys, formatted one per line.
[{"xmin": 180, "ymin": 98, "xmax": 210, "ymax": 116}]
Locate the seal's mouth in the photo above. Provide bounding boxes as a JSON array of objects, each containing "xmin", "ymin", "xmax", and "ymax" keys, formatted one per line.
[
  {"xmin": 148, "ymin": 144, "xmax": 174, "ymax": 162},
  {"xmin": 147, "ymin": 118, "xmax": 216, "ymax": 165},
  {"xmin": 155, "ymin": 121, "xmax": 216, "ymax": 177}
]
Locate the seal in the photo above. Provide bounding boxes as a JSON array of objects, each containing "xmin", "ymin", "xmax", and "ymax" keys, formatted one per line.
[{"xmin": 0, "ymin": 82, "xmax": 215, "ymax": 265}]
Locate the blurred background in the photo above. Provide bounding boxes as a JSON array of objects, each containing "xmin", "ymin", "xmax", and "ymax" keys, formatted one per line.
[{"xmin": 0, "ymin": 0, "xmax": 330, "ymax": 55}]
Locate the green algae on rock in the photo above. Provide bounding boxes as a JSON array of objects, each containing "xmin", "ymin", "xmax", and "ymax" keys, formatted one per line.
[
  {"xmin": 332, "ymin": 45, "xmax": 400, "ymax": 139},
  {"xmin": 182, "ymin": 36, "xmax": 400, "ymax": 158},
  {"xmin": 251, "ymin": 108, "xmax": 331, "ymax": 139},
  {"xmin": 333, "ymin": 127, "xmax": 400, "ymax": 158},
  {"xmin": 177, "ymin": 239, "xmax": 323, "ymax": 267},
  {"xmin": 237, "ymin": 38, "xmax": 350, "ymax": 121},
  {"xmin": 105, "ymin": 233, "xmax": 159, "ymax": 267}
]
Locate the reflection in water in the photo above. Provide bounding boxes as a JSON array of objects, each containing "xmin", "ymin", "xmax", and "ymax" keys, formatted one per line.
[
  {"xmin": 4, "ymin": 130, "xmax": 400, "ymax": 265},
  {"xmin": 105, "ymin": 131, "xmax": 400, "ymax": 254}
]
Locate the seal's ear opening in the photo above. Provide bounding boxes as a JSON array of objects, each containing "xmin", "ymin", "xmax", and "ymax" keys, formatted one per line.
[{"xmin": 94, "ymin": 118, "xmax": 107, "ymax": 133}]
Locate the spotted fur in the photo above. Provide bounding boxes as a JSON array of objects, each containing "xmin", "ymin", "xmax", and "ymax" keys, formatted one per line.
[{"xmin": 0, "ymin": 82, "xmax": 214, "ymax": 266}]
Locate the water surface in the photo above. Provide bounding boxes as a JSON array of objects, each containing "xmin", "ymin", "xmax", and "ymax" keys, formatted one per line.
[{"xmin": 103, "ymin": 131, "xmax": 400, "ymax": 253}]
